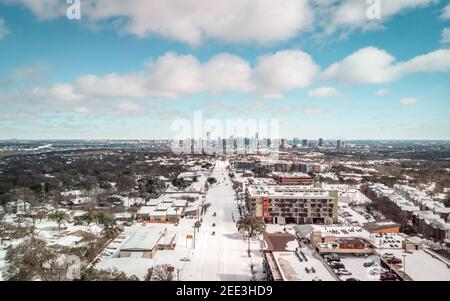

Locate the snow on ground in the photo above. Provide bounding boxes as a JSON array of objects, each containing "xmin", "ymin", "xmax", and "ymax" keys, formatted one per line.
[
  {"xmin": 0, "ymin": 248, "xmax": 7, "ymax": 281},
  {"xmin": 176, "ymin": 160, "xmax": 263, "ymax": 281},
  {"xmin": 96, "ymin": 258, "xmax": 154, "ymax": 280},
  {"xmin": 338, "ymin": 255, "xmax": 380, "ymax": 281},
  {"xmin": 264, "ymin": 224, "xmax": 298, "ymax": 237},
  {"xmin": 339, "ymin": 203, "xmax": 375, "ymax": 226},
  {"xmin": 95, "ymin": 160, "xmax": 264, "ymax": 281},
  {"xmin": 355, "ymin": 190, "xmax": 372, "ymax": 204}
]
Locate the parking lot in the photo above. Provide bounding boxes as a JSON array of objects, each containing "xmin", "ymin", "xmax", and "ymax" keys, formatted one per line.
[{"xmin": 321, "ymin": 253, "xmax": 400, "ymax": 281}]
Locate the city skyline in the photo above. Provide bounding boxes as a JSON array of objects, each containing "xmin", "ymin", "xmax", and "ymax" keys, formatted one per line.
[{"xmin": 0, "ymin": 1, "xmax": 450, "ymax": 140}]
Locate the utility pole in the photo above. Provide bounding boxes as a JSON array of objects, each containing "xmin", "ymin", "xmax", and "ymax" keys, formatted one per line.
[
  {"xmin": 402, "ymin": 254, "xmax": 406, "ymax": 280},
  {"xmin": 193, "ymin": 225, "xmax": 196, "ymax": 249}
]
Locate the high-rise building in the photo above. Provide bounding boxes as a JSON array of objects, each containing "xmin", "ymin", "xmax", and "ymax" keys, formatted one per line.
[
  {"xmin": 293, "ymin": 137, "xmax": 301, "ymax": 145},
  {"xmin": 190, "ymin": 138, "xmax": 195, "ymax": 154},
  {"xmin": 302, "ymin": 139, "xmax": 308, "ymax": 147},
  {"xmin": 318, "ymin": 138, "xmax": 324, "ymax": 147},
  {"xmin": 336, "ymin": 140, "xmax": 342, "ymax": 149},
  {"xmin": 223, "ymin": 138, "xmax": 227, "ymax": 155}
]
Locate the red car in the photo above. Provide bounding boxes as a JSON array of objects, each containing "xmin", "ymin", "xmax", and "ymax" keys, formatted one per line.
[
  {"xmin": 380, "ymin": 273, "xmax": 397, "ymax": 281},
  {"xmin": 387, "ymin": 257, "xmax": 402, "ymax": 265}
]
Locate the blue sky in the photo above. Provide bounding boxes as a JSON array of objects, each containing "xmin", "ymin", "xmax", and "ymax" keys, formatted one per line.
[{"xmin": 0, "ymin": 0, "xmax": 449, "ymax": 140}]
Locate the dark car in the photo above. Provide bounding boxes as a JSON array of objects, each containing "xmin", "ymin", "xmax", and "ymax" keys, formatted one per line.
[
  {"xmin": 327, "ymin": 257, "xmax": 341, "ymax": 262},
  {"xmin": 330, "ymin": 263, "xmax": 345, "ymax": 269},
  {"xmin": 387, "ymin": 257, "xmax": 402, "ymax": 265},
  {"xmin": 346, "ymin": 278, "xmax": 360, "ymax": 281},
  {"xmin": 212, "ymin": 223, "xmax": 216, "ymax": 227},
  {"xmin": 380, "ymin": 273, "xmax": 397, "ymax": 281}
]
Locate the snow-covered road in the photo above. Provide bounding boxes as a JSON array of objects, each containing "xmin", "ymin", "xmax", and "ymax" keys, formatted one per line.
[{"xmin": 179, "ymin": 160, "xmax": 263, "ymax": 281}]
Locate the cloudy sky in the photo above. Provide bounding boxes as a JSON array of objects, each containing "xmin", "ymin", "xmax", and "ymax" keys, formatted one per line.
[{"xmin": 0, "ymin": 0, "xmax": 449, "ymax": 140}]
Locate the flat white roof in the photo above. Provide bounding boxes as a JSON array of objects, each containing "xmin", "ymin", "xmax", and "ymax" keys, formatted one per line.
[
  {"xmin": 389, "ymin": 249, "xmax": 450, "ymax": 281},
  {"xmin": 121, "ymin": 226, "xmax": 166, "ymax": 251},
  {"xmin": 138, "ymin": 206, "xmax": 155, "ymax": 214},
  {"xmin": 272, "ymin": 249, "xmax": 335, "ymax": 281},
  {"xmin": 96, "ymin": 258, "xmax": 154, "ymax": 280}
]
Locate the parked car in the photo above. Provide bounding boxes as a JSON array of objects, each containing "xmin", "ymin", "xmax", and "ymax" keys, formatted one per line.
[
  {"xmin": 387, "ymin": 257, "xmax": 402, "ymax": 265},
  {"xmin": 382, "ymin": 253, "xmax": 395, "ymax": 258},
  {"xmin": 337, "ymin": 269, "xmax": 352, "ymax": 276},
  {"xmin": 369, "ymin": 267, "xmax": 388, "ymax": 275},
  {"xmin": 380, "ymin": 273, "xmax": 397, "ymax": 281},
  {"xmin": 211, "ymin": 231, "xmax": 216, "ymax": 235},
  {"xmin": 212, "ymin": 223, "xmax": 216, "ymax": 227},
  {"xmin": 213, "ymin": 212, "xmax": 217, "ymax": 217},
  {"xmin": 326, "ymin": 256, "xmax": 341, "ymax": 262},
  {"xmin": 325, "ymin": 253, "xmax": 340, "ymax": 261},
  {"xmin": 346, "ymin": 278, "xmax": 360, "ymax": 281},
  {"xmin": 364, "ymin": 260, "xmax": 376, "ymax": 267},
  {"xmin": 330, "ymin": 263, "xmax": 345, "ymax": 269}
]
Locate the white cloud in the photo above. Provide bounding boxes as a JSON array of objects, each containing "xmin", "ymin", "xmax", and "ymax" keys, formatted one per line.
[
  {"xmin": 33, "ymin": 84, "xmax": 83, "ymax": 104},
  {"xmin": 254, "ymin": 50, "xmax": 320, "ymax": 97},
  {"xmin": 74, "ymin": 50, "xmax": 318, "ymax": 100},
  {"xmin": 203, "ymin": 54, "xmax": 254, "ymax": 94},
  {"xmin": 116, "ymin": 102, "xmax": 143, "ymax": 112},
  {"xmin": 308, "ymin": 86, "xmax": 341, "ymax": 98},
  {"xmin": 0, "ymin": 18, "xmax": 9, "ymax": 39},
  {"xmin": 441, "ymin": 27, "xmax": 450, "ymax": 44},
  {"xmin": 6, "ymin": 0, "xmax": 314, "ymax": 46},
  {"xmin": 400, "ymin": 97, "xmax": 417, "ymax": 106},
  {"xmin": 317, "ymin": 0, "xmax": 438, "ymax": 36},
  {"xmin": 0, "ymin": 62, "xmax": 50, "ymax": 87},
  {"xmin": 376, "ymin": 88, "xmax": 391, "ymax": 96},
  {"xmin": 72, "ymin": 106, "xmax": 89, "ymax": 113},
  {"xmin": 322, "ymin": 47, "xmax": 450, "ymax": 84},
  {"xmin": 440, "ymin": 3, "xmax": 450, "ymax": 20},
  {"xmin": 1, "ymin": 50, "xmax": 320, "ymax": 113},
  {"xmin": 6, "ymin": 0, "xmax": 440, "ymax": 46},
  {"xmin": 4, "ymin": 0, "xmax": 65, "ymax": 20},
  {"xmin": 303, "ymin": 106, "xmax": 328, "ymax": 115}
]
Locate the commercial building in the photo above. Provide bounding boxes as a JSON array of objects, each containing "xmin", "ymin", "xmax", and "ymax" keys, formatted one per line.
[
  {"xmin": 246, "ymin": 185, "xmax": 338, "ymax": 225},
  {"xmin": 309, "ymin": 230, "xmax": 373, "ymax": 255},
  {"xmin": 272, "ymin": 172, "xmax": 314, "ymax": 185},
  {"xmin": 363, "ymin": 220, "xmax": 401, "ymax": 233},
  {"xmin": 119, "ymin": 226, "xmax": 172, "ymax": 258}
]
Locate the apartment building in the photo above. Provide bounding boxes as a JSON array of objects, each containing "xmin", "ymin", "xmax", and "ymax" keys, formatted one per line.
[{"xmin": 246, "ymin": 185, "xmax": 338, "ymax": 225}]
